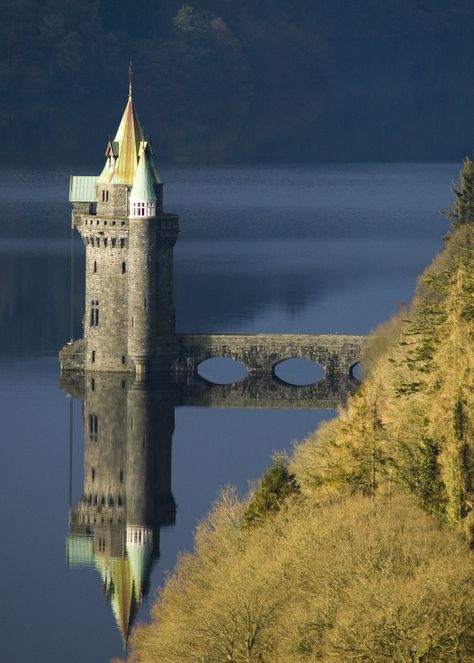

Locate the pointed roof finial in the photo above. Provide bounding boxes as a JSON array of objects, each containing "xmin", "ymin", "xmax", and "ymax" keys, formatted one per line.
[{"xmin": 128, "ymin": 61, "xmax": 133, "ymax": 98}]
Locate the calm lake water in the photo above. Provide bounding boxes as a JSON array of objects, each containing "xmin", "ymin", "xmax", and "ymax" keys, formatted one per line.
[{"xmin": 0, "ymin": 163, "xmax": 456, "ymax": 662}]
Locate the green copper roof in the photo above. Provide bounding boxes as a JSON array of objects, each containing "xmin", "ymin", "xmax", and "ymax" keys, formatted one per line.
[
  {"xmin": 129, "ymin": 143, "xmax": 157, "ymax": 202},
  {"xmin": 66, "ymin": 534, "xmax": 94, "ymax": 566},
  {"xmin": 69, "ymin": 176, "xmax": 98, "ymax": 203},
  {"xmin": 127, "ymin": 540, "xmax": 153, "ymax": 592}
]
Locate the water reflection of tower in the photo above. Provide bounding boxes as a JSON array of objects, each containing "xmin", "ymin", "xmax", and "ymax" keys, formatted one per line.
[{"xmin": 67, "ymin": 374, "xmax": 176, "ymax": 644}]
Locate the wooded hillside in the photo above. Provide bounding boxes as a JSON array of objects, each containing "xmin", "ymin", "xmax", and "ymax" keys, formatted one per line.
[
  {"xmin": 3, "ymin": 0, "xmax": 474, "ymax": 165},
  {"xmin": 125, "ymin": 166, "xmax": 474, "ymax": 661}
]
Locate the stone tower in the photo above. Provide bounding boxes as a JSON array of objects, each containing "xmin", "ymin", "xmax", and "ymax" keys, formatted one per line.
[
  {"xmin": 67, "ymin": 374, "xmax": 176, "ymax": 643},
  {"xmin": 67, "ymin": 84, "xmax": 179, "ymax": 376}
]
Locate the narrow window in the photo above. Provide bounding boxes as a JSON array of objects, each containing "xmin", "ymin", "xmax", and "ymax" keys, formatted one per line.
[
  {"xmin": 121, "ymin": 380, "xmax": 125, "ymax": 389},
  {"xmin": 111, "ymin": 238, "xmax": 116, "ymax": 248},
  {"xmin": 90, "ymin": 301, "xmax": 99, "ymax": 327},
  {"xmin": 91, "ymin": 350, "xmax": 96, "ymax": 363},
  {"xmin": 144, "ymin": 297, "xmax": 147, "ymax": 310},
  {"xmin": 119, "ymin": 469, "xmax": 124, "ymax": 482},
  {"xmin": 120, "ymin": 238, "xmax": 125, "ymax": 248},
  {"xmin": 93, "ymin": 261, "xmax": 97, "ymax": 274},
  {"xmin": 121, "ymin": 262, "xmax": 126, "ymax": 274},
  {"xmin": 91, "ymin": 468, "xmax": 95, "ymax": 482},
  {"xmin": 121, "ymin": 355, "xmax": 126, "ymax": 365},
  {"xmin": 91, "ymin": 378, "xmax": 95, "ymax": 391},
  {"xmin": 89, "ymin": 414, "xmax": 98, "ymax": 441},
  {"xmin": 131, "ymin": 317, "xmax": 134, "ymax": 328}
]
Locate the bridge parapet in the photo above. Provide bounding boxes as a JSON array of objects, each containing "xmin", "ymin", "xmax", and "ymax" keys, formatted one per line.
[{"xmin": 175, "ymin": 333, "xmax": 366, "ymax": 386}]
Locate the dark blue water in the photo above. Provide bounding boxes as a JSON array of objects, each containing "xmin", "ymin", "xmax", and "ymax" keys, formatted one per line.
[{"xmin": 0, "ymin": 164, "xmax": 455, "ymax": 662}]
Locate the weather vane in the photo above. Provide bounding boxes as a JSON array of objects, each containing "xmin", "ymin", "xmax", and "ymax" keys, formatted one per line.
[{"xmin": 129, "ymin": 61, "xmax": 133, "ymax": 97}]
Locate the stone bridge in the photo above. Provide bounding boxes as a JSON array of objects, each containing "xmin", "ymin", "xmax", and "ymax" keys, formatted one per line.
[{"xmin": 174, "ymin": 334, "xmax": 366, "ymax": 386}]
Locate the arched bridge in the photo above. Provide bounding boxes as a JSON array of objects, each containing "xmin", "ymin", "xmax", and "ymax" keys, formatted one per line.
[{"xmin": 174, "ymin": 334, "xmax": 366, "ymax": 386}]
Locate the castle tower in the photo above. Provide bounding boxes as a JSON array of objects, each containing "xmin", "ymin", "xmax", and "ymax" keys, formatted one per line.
[{"xmin": 67, "ymin": 82, "xmax": 179, "ymax": 375}]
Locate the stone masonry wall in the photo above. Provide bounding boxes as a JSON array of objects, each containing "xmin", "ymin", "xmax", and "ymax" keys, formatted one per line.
[{"xmin": 80, "ymin": 214, "xmax": 130, "ymax": 371}]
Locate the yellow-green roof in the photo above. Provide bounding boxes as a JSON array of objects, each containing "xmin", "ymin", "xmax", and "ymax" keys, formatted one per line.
[
  {"xmin": 98, "ymin": 94, "xmax": 162, "ymax": 190},
  {"xmin": 99, "ymin": 94, "xmax": 144, "ymax": 186}
]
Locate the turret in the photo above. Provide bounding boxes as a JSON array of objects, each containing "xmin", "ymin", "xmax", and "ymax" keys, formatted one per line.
[{"xmin": 127, "ymin": 144, "xmax": 160, "ymax": 379}]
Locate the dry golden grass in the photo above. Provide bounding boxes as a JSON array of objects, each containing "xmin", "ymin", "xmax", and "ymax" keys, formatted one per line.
[{"xmin": 129, "ymin": 226, "xmax": 474, "ymax": 662}]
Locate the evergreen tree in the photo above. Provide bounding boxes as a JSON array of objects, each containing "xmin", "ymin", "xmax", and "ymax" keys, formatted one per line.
[{"xmin": 445, "ymin": 158, "xmax": 474, "ymax": 230}]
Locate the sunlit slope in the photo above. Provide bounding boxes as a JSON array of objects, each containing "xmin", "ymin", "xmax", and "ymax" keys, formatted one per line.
[{"xmin": 128, "ymin": 223, "xmax": 474, "ymax": 661}]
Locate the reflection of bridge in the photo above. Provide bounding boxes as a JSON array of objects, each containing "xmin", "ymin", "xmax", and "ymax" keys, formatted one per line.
[{"xmin": 62, "ymin": 371, "xmax": 358, "ymax": 410}]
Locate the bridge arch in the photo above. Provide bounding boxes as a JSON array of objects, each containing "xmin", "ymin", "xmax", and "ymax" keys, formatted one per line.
[
  {"xmin": 196, "ymin": 356, "xmax": 247, "ymax": 385},
  {"xmin": 272, "ymin": 357, "xmax": 325, "ymax": 386}
]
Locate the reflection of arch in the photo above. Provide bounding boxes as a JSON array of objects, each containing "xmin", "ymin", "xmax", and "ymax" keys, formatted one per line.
[
  {"xmin": 272, "ymin": 357, "xmax": 325, "ymax": 387},
  {"xmin": 197, "ymin": 357, "xmax": 247, "ymax": 385}
]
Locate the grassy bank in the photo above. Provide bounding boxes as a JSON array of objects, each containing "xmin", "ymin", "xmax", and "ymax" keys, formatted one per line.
[{"xmin": 127, "ymin": 175, "xmax": 474, "ymax": 662}]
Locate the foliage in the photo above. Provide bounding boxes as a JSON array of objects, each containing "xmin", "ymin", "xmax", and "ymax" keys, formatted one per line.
[
  {"xmin": 128, "ymin": 189, "xmax": 474, "ymax": 660},
  {"xmin": 445, "ymin": 158, "xmax": 474, "ymax": 230},
  {"xmin": 3, "ymin": 1, "xmax": 474, "ymax": 164},
  {"xmin": 242, "ymin": 455, "xmax": 300, "ymax": 528},
  {"xmin": 130, "ymin": 496, "xmax": 474, "ymax": 662}
]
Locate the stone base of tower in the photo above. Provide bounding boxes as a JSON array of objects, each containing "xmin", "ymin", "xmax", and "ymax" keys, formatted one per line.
[{"xmin": 59, "ymin": 336, "xmax": 181, "ymax": 376}]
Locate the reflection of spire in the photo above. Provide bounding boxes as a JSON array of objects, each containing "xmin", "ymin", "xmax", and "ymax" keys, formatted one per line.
[{"xmin": 67, "ymin": 374, "xmax": 176, "ymax": 646}]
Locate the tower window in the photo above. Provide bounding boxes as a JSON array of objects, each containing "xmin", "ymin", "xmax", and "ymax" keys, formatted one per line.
[
  {"xmin": 119, "ymin": 469, "xmax": 124, "ymax": 482},
  {"xmin": 89, "ymin": 414, "xmax": 98, "ymax": 441},
  {"xmin": 93, "ymin": 261, "xmax": 97, "ymax": 274},
  {"xmin": 91, "ymin": 378, "xmax": 95, "ymax": 391},
  {"xmin": 121, "ymin": 355, "xmax": 126, "ymax": 364},
  {"xmin": 90, "ymin": 300, "xmax": 99, "ymax": 326},
  {"xmin": 111, "ymin": 238, "xmax": 116, "ymax": 248},
  {"xmin": 144, "ymin": 297, "xmax": 147, "ymax": 310},
  {"xmin": 102, "ymin": 190, "xmax": 109, "ymax": 202},
  {"xmin": 91, "ymin": 468, "xmax": 95, "ymax": 482},
  {"xmin": 120, "ymin": 238, "xmax": 125, "ymax": 248},
  {"xmin": 121, "ymin": 262, "xmax": 126, "ymax": 274},
  {"xmin": 91, "ymin": 350, "xmax": 96, "ymax": 363}
]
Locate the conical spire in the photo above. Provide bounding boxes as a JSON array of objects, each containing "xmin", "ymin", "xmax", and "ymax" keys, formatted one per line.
[
  {"xmin": 112, "ymin": 96, "xmax": 144, "ymax": 185},
  {"xmin": 98, "ymin": 93, "xmax": 144, "ymax": 186},
  {"xmin": 130, "ymin": 142, "xmax": 157, "ymax": 203}
]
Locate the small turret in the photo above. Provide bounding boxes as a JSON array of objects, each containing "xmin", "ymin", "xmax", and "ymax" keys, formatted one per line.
[{"xmin": 129, "ymin": 142, "xmax": 158, "ymax": 218}]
